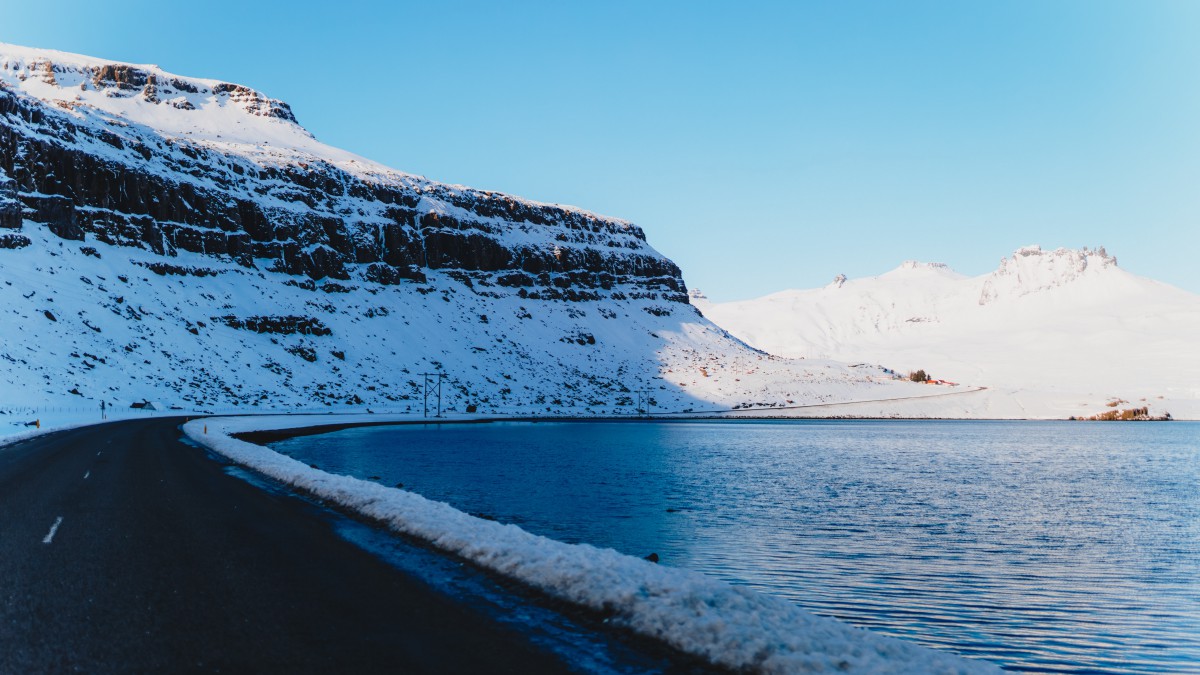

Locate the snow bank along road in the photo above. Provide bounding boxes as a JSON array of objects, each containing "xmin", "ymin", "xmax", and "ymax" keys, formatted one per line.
[{"xmin": 0, "ymin": 417, "xmax": 589, "ymax": 673}]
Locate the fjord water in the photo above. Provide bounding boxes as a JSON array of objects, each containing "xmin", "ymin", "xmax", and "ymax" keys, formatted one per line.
[{"xmin": 271, "ymin": 420, "xmax": 1199, "ymax": 673}]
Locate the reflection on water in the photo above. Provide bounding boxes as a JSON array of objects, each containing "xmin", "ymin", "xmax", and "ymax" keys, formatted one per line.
[{"xmin": 271, "ymin": 420, "xmax": 1200, "ymax": 673}]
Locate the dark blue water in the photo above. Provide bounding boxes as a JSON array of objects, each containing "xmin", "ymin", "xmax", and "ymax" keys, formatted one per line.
[{"xmin": 271, "ymin": 420, "xmax": 1200, "ymax": 673}]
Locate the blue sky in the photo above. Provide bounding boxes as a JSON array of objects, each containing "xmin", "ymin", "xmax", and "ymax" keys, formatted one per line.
[{"xmin": 4, "ymin": 1, "xmax": 1198, "ymax": 300}]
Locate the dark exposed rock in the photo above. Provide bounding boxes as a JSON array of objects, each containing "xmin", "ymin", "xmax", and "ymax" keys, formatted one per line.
[
  {"xmin": 285, "ymin": 344, "xmax": 318, "ymax": 362},
  {"xmin": 560, "ymin": 332, "xmax": 597, "ymax": 345},
  {"xmin": 0, "ymin": 233, "xmax": 29, "ymax": 249},
  {"xmin": 25, "ymin": 194, "xmax": 80, "ymax": 240},
  {"xmin": 0, "ymin": 74, "xmax": 689, "ymax": 303},
  {"xmin": 0, "ymin": 166, "xmax": 20, "ymax": 229},
  {"xmin": 92, "ymin": 64, "xmax": 150, "ymax": 91},
  {"xmin": 212, "ymin": 82, "xmax": 298, "ymax": 123},
  {"xmin": 134, "ymin": 261, "xmax": 221, "ymax": 277},
  {"xmin": 364, "ymin": 262, "xmax": 424, "ymax": 285},
  {"xmin": 216, "ymin": 315, "xmax": 331, "ymax": 336}
]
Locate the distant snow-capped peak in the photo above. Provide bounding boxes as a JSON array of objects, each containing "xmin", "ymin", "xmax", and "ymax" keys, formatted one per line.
[
  {"xmin": 694, "ymin": 244, "xmax": 1199, "ymax": 419},
  {"xmin": 875, "ymin": 260, "xmax": 966, "ymax": 284},
  {"xmin": 897, "ymin": 260, "xmax": 953, "ymax": 272},
  {"xmin": 978, "ymin": 245, "xmax": 1119, "ymax": 305}
]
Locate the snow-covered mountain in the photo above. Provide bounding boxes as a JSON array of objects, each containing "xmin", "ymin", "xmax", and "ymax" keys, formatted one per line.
[
  {"xmin": 695, "ymin": 246, "xmax": 1200, "ymax": 419},
  {"xmin": 0, "ymin": 43, "xmax": 942, "ymax": 419}
]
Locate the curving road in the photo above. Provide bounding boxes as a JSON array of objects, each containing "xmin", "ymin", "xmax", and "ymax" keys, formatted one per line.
[{"xmin": 0, "ymin": 417, "xmax": 578, "ymax": 673}]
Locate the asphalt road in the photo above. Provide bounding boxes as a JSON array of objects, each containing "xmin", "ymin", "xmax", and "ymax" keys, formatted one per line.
[{"xmin": 0, "ymin": 417, "xmax": 577, "ymax": 673}]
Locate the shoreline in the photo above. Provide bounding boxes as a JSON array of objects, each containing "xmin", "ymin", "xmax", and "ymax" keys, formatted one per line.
[
  {"xmin": 6, "ymin": 409, "xmax": 1183, "ymax": 453},
  {"xmin": 234, "ymin": 411, "xmax": 1178, "ymax": 448},
  {"xmin": 187, "ymin": 414, "xmax": 1001, "ymax": 674}
]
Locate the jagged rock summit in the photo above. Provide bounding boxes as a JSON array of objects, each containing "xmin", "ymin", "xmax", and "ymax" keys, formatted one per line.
[
  {"xmin": 0, "ymin": 43, "xmax": 920, "ymax": 415},
  {"xmin": 978, "ymin": 245, "xmax": 1118, "ymax": 304},
  {"xmin": 2, "ymin": 45, "xmax": 303, "ymax": 128}
]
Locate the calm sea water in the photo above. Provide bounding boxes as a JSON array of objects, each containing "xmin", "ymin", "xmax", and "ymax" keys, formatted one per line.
[{"xmin": 271, "ymin": 420, "xmax": 1200, "ymax": 673}]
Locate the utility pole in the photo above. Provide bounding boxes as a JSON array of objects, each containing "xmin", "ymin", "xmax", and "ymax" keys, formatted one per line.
[
  {"xmin": 635, "ymin": 384, "xmax": 653, "ymax": 417},
  {"xmin": 420, "ymin": 372, "xmax": 447, "ymax": 418},
  {"xmin": 436, "ymin": 372, "xmax": 444, "ymax": 417}
]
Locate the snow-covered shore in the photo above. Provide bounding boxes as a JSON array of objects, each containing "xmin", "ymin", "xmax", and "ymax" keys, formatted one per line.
[
  {"xmin": 183, "ymin": 414, "xmax": 999, "ymax": 674},
  {"xmin": 0, "ymin": 407, "xmax": 190, "ymax": 449}
]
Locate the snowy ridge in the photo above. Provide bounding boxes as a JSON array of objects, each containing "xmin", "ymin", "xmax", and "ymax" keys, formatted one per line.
[
  {"xmin": 696, "ymin": 246, "xmax": 1200, "ymax": 420},
  {"xmin": 184, "ymin": 415, "xmax": 998, "ymax": 675},
  {"xmin": 0, "ymin": 42, "xmax": 631, "ymax": 221}
]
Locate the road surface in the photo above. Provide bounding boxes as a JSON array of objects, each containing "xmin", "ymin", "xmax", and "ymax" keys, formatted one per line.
[{"xmin": 0, "ymin": 417, "xmax": 587, "ymax": 673}]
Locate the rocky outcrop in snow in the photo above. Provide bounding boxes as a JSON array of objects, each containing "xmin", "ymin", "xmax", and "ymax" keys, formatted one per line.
[
  {"xmin": 0, "ymin": 165, "xmax": 20, "ymax": 229},
  {"xmin": 0, "ymin": 165, "xmax": 25, "ymax": 248},
  {"xmin": 978, "ymin": 245, "xmax": 1118, "ymax": 305}
]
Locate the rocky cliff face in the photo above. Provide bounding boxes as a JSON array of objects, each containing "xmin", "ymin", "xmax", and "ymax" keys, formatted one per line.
[
  {"xmin": 0, "ymin": 165, "xmax": 22, "ymax": 232},
  {"xmin": 0, "ymin": 50, "xmax": 685, "ymax": 303}
]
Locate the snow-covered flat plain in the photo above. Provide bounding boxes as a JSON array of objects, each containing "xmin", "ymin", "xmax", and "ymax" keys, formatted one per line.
[
  {"xmin": 183, "ymin": 414, "xmax": 999, "ymax": 674},
  {"xmin": 695, "ymin": 246, "xmax": 1200, "ymax": 420}
]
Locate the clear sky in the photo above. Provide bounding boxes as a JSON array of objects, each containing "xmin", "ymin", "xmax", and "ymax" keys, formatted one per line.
[{"xmin": 4, "ymin": 1, "xmax": 1197, "ymax": 300}]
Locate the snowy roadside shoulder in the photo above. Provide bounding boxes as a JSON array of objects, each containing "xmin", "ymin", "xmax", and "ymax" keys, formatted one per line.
[
  {"xmin": 1, "ymin": 409, "xmax": 206, "ymax": 450},
  {"xmin": 1, "ymin": 414, "xmax": 132, "ymax": 450},
  {"xmin": 184, "ymin": 415, "xmax": 1000, "ymax": 675},
  {"xmin": 0, "ymin": 420, "xmax": 88, "ymax": 449}
]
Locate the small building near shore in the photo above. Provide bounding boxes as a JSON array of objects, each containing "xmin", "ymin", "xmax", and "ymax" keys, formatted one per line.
[{"xmin": 130, "ymin": 400, "xmax": 163, "ymax": 411}]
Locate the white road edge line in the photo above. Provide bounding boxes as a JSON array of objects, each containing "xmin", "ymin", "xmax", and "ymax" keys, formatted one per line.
[{"xmin": 42, "ymin": 516, "xmax": 63, "ymax": 544}]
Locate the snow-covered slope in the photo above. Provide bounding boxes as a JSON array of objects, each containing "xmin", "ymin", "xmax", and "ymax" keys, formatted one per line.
[
  {"xmin": 0, "ymin": 43, "xmax": 946, "ymax": 422},
  {"xmin": 695, "ymin": 246, "xmax": 1200, "ymax": 419}
]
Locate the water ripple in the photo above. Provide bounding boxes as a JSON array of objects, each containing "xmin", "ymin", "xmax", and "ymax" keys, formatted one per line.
[{"xmin": 273, "ymin": 420, "xmax": 1200, "ymax": 674}]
